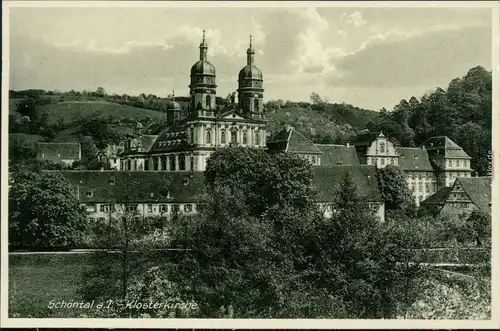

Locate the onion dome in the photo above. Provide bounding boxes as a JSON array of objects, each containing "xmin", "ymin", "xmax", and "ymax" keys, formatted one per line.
[
  {"xmin": 238, "ymin": 35, "xmax": 263, "ymax": 82},
  {"xmin": 190, "ymin": 30, "xmax": 216, "ymax": 81},
  {"xmin": 167, "ymin": 90, "xmax": 182, "ymax": 111}
]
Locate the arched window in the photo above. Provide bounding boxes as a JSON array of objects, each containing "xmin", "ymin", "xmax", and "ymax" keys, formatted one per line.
[
  {"xmin": 220, "ymin": 130, "xmax": 226, "ymax": 144},
  {"xmin": 206, "ymin": 129, "xmax": 211, "ymax": 145},
  {"xmin": 254, "ymin": 99, "xmax": 259, "ymax": 112},
  {"xmin": 133, "ymin": 160, "xmax": 137, "ymax": 170},
  {"xmin": 425, "ymin": 183, "xmax": 430, "ymax": 193},
  {"xmin": 153, "ymin": 158, "xmax": 158, "ymax": 171},
  {"xmin": 190, "ymin": 128, "xmax": 195, "ymax": 143},
  {"xmin": 179, "ymin": 154, "xmax": 186, "ymax": 171},
  {"xmin": 231, "ymin": 130, "xmax": 237, "ymax": 144},
  {"xmin": 243, "ymin": 132, "xmax": 247, "ymax": 145},
  {"xmin": 190, "ymin": 156, "xmax": 195, "ymax": 171},
  {"xmin": 379, "ymin": 142, "xmax": 385, "ymax": 153},
  {"xmin": 170, "ymin": 156, "xmax": 176, "ymax": 171},
  {"xmin": 254, "ymin": 131, "xmax": 259, "ymax": 145},
  {"xmin": 128, "ymin": 159, "xmax": 132, "ymax": 171},
  {"xmin": 205, "ymin": 95, "xmax": 211, "ymax": 109}
]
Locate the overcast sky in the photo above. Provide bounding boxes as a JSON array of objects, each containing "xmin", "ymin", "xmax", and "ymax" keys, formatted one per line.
[{"xmin": 8, "ymin": 5, "xmax": 492, "ymax": 110}]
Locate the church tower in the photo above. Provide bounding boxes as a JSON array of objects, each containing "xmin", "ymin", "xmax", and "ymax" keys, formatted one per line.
[
  {"xmin": 189, "ymin": 30, "xmax": 217, "ymax": 117},
  {"xmin": 237, "ymin": 35, "xmax": 264, "ymax": 119}
]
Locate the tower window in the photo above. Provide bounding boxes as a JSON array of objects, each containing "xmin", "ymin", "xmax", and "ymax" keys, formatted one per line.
[
  {"xmin": 220, "ymin": 130, "xmax": 226, "ymax": 144},
  {"xmin": 243, "ymin": 132, "xmax": 247, "ymax": 145},
  {"xmin": 206, "ymin": 129, "xmax": 212, "ymax": 144},
  {"xmin": 206, "ymin": 95, "xmax": 211, "ymax": 109},
  {"xmin": 254, "ymin": 99, "xmax": 259, "ymax": 112},
  {"xmin": 380, "ymin": 142, "xmax": 385, "ymax": 153},
  {"xmin": 190, "ymin": 128, "xmax": 194, "ymax": 143},
  {"xmin": 254, "ymin": 131, "xmax": 259, "ymax": 145},
  {"xmin": 190, "ymin": 156, "xmax": 195, "ymax": 171}
]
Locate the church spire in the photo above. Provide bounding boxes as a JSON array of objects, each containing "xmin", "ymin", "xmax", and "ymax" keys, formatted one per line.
[
  {"xmin": 246, "ymin": 35, "xmax": 255, "ymax": 65},
  {"xmin": 199, "ymin": 29, "xmax": 208, "ymax": 61}
]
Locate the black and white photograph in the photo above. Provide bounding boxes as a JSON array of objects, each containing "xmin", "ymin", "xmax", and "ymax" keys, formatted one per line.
[{"xmin": 1, "ymin": 1, "xmax": 498, "ymax": 328}]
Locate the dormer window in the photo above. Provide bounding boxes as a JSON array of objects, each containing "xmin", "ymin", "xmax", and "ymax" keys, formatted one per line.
[{"xmin": 86, "ymin": 190, "xmax": 93, "ymax": 197}]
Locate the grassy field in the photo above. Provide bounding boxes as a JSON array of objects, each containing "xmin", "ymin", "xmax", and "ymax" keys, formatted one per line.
[
  {"xmin": 8, "ymin": 252, "xmax": 491, "ymax": 319},
  {"xmin": 9, "ymin": 253, "xmax": 92, "ymax": 317},
  {"xmin": 40, "ymin": 101, "xmax": 166, "ymax": 126}
]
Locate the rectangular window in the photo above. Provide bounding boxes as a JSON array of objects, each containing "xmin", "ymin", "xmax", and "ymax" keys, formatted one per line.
[
  {"xmin": 127, "ymin": 204, "xmax": 137, "ymax": 212},
  {"xmin": 184, "ymin": 204, "xmax": 192, "ymax": 212},
  {"xmin": 456, "ymin": 160, "xmax": 460, "ymax": 167},
  {"xmin": 411, "ymin": 173, "xmax": 415, "ymax": 180},
  {"xmin": 448, "ymin": 160, "xmax": 452, "ymax": 167},
  {"xmin": 147, "ymin": 204, "xmax": 153, "ymax": 213},
  {"xmin": 172, "ymin": 204, "xmax": 180, "ymax": 213},
  {"xmin": 160, "ymin": 204, "xmax": 168, "ymax": 213},
  {"xmin": 411, "ymin": 184, "xmax": 415, "ymax": 192},
  {"xmin": 418, "ymin": 183, "xmax": 422, "ymax": 192},
  {"xmin": 367, "ymin": 157, "xmax": 371, "ymax": 165},
  {"xmin": 390, "ymin": 158, "xmax": 394, "ymax": 165},
  {"xmin": 381, "ymin": 158, "xmax": 385, "ymax": 166},
  {"xmin": 98, "ymin": 217, "xmax": 105, "ymax": 222}
]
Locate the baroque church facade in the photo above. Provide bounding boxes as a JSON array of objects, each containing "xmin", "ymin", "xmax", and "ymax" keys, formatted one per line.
[{"xmin": 119, "ymin": 32, "xmax": 268, "ymax": 172}]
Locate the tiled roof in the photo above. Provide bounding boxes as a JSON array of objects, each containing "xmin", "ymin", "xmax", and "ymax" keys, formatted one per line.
[
  {"xmin": 421, "ymin": 136, "xmax": 471, "ymax": 159},
  {"xmin": 420, "ymin": 177, "xmax": 491, "ymax": 215},
  {"xmin": 266, "ymin": 128, "xmax": 291, "ymax": 152},
  {"xmin": 420, "ymin": 186, "xmax": 453, "ymax": 206},
  {"xmin": 52, "ymin": 171, "xmax": 206, "ymax": 203},
  {"xmin": 396, "ymin": 147, "xmax": 433, "ymax": 171},
  {"xmin": 314, "ymin": 144, "xmax": 360, "ymax": 166},
  {"xmin": 37, "ymin": 143, "xmax": 81, "ymax": 161},
  {"xmin": 457, "ymin": 177, "xmax": 492, "ymax": 214},
  {"xmin": 149, "ymin": 119, "xmax": 191, "ymax": 153},
  {"xmin": 312, "ymin": 165, "xmax": 382, "ymax": 202},
  {"xmin": 267, "ymin": 127, "xmax": 321, "ymax": 154}
]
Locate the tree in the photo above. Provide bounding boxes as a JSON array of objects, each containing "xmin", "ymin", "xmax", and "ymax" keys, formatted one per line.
[
  {"xmin": 377, "ymin": 165, "xmax": 416, "ymax": 216},
  {"xmin": 307, "ymin": 174, "xmax": 425, "ymax": 318},
  {"xmin": 465, "ymin": 209, "xmax": 490, "ymax": 247},
  {"xmin": 96, "ymin": 87, "xmax": 106, "ymax": 97},
  {"xmin": 9, "ymin": 171, "xmax": 87, "ymax": 250}
]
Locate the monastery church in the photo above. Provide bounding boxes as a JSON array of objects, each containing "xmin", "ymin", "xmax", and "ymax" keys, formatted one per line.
[{"xmin": 46, "ymin": 31, "xmax": 489, "ymax": 224}]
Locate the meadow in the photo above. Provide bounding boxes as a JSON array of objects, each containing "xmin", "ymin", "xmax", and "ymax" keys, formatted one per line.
[{"xmin": 8, "ymin": 252, "xmax": 490, "ymax": 319}]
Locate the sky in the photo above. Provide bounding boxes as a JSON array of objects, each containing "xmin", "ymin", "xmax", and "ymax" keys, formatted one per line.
[{"xmin": 8, "ymin": 4, "xmax": 493, "ymax": 111}]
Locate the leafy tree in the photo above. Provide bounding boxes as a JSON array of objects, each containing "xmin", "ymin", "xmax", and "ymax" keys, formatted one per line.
[
  {"xmin": 76, "ymin": 118, "xmax": 121, "ymax": 150},
  {"xmin": 96, "ymin": 87, "xmax": 106, "ymax": 97},
  {"xmin": 465, "ymin": 209, "xmax": 490, "ymax": 247},
  {"xmin": 9, "ymin": 171, "xmax": 87, "ymax": 250},
  {"xmin": 308, "ymin": 174, "xmax": 425, "ymax": 318},
  {"xmin": 377, "ymin": 165, "xmax": 416, "ymax": 216}
]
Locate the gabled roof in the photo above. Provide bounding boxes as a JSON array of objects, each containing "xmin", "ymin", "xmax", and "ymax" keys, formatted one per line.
[
  {"xmin": 420, "ymin": 177, "xmax": 491, "ymax": 215},
  {"xmin": 457, "ymin": 177, "xmax": 492, "ymax": 214},
  {"xmin": 420, "ymin": 186, "xmax": 453, "ymax": 206},
  {"xmin": 53, "ymin": 171, "xmax": 206, "ymax": 203},
  {"xmin": 312, "ymin": 165, "xmax": 382, "ymax": 202},
  {"xmin": 267, "ymin": 127, "xmax": 321, "ymax": 154},
  {"xmin": 37, "ymin": 143, "xmax": 81, "ymax": 161},
  {"xmin": 314, "ymin": 144, "xmax": 360, "ymax": 166},
  {"xmin": 396, "ymin": 147, "xmax": 433, "ymax": 171},
  {"xmin": 421, "ymin": 136, "xmax": 471, "ymax": 159}
]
